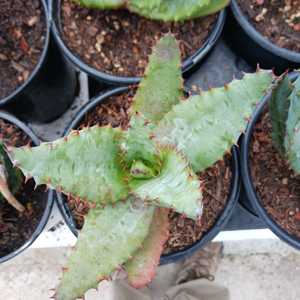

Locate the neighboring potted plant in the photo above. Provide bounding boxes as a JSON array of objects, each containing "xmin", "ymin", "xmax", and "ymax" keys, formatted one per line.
[
  {"xmin": 0, "ymin": 112, "xmax": 53, "ymax": 263},
  {"xmin": 51, "ymin": 0, "xmax": 229, "ymax": 84},
  {"xmin": 241, "ymin": 71, "xmax": 300, "ymax": 250},
  {"xmin": 228, "ymin": 0, "xmax": 300, "ymax": 73},
  {"xmin": 9, "ymin": 36, "xmax": 273, "ymax": 299},
  {"xmin": 0, "ymin": 0, "xmax": 77, "ymax": 123}
]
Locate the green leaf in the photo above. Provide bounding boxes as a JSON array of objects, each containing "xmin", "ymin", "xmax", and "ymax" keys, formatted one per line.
[
  {"xmin": 130, "ymin": 34, "xmax": 183, "ymax": 123},
  {"xmin": 121, "ymin": 115, "xmax": 161, "ymax": 172},
  {"xmin": 284, "ymin": 76, "xmax": 300, "ymax": 173},
  {"xmin": 155, "ymin": 70, "xmax": 274, "ymax": 172},
  {"xmin": 130, "ymin": 147, "xmax": 202, "ymax": 220},
  {"xmin": 56, "ymin": 199, "xmax": 155, "ymax": 300},
  {"xmin": 125, "ymin": 208, "xmax": 170, "ymax": 289},
  {"xmin": 10, "ymin": 127, "xmax": 129, "ymax": 205},
  {"xmin": 123, "ymin": 35, "xmax": 182, "ymax": 172},
  {"xmin": 72, "ymin": 0, "xmax": 125, "ymax": 9},
  {"xmin": 269, "ymin": 76, "xmax": 293, "ymax": 154},
  {"xmin": 0, "ymin": 144, "xmax": 24, "ymax": 212},
  {"xmin": 0, "ymin": 143, "xmax": 23, "ymax": 199},
  {"xmin": 128, "ymin": 0, "xmax": 229, "ymax": 21},
  {"xmin": 186, "ymin": 0, "xmax": 231, "ymax": 18},
  {"xmin": 73, "ymin": 0, "xmax": 229, "ymax": 21}
]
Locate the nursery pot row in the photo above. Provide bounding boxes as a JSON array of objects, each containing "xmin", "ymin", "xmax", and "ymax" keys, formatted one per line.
[
  {"xmin": 0, "ymin": 0, "xmax": 77, "ymax": 123},
  {"xmin": 0, "ymin": 112, "xmax": 54, "ymax": 263},
  {"xmin": 56, "ymin": 87, "xmax": 241, "ymax": 265},
  {"xmin": 227, "ymin": 0, "xmax": 300, "ymax": 74},
  {"xmin": 241, "ymin": 72, "xmax": 300, "ymax": 251}
]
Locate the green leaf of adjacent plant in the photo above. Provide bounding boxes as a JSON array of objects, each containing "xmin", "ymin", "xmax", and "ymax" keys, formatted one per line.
[
  {"xmin": 56, "ymin": 199, "xmax": 155, "ymax": 300},
  {"xmin": 125, "ymin": 208, "xmax": 170, "ymax": 289},
  {"xmin": 284, "ymin": 76, "xmax": 300, "ymax": 173},
  {"xmin": 269, "ymin": 76, "xmax": 293, "ymax": 154},
  {"xmin": 130, "ymin": 34, "xmax": 183, "ymax": 123},
  {"xmin": 155, "ymin": 70, "xmax": 274, "ymax": 172},
  {"xmin": 73, "ymin": 0, "xmax": 230, "ymax": 21},
  {"xmin": 73, "ymin": 0, "xmax": 125, "ymax": 9},
  {"xmin": 0, "ymin": 144, "xmax": 23, "ymax": 198},
  {"xmin": 0, "ymin": 143, "xmax": 24, "ymax": 212},
  {"xmin": 10, "ymin": 127, "xmax": 129, "ymax": 205},
  {"xmin": 130, "ymin": 147, "xmax": 202, "ymax": 220},
  {"xmin": 128, "ymin": 0, "xmax": 229, "ymax": 21},
  {"xmin": 186, "ymin": 0, "xmax": 230, "ymax": 18}
]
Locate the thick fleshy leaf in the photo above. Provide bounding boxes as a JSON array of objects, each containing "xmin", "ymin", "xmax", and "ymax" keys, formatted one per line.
[
  {"xmin": 270, "ymin": 76, "xmax": 293, "ymax": 154},
  {"xmin": 72, "ymin": 0, "xmax": 125, "ymax": 9},
  {"xmin": 130, "ymin": 35, "xmax": 182, "ymax": 123},
  {"xmin": 121, "ymin": 115, "xmax": 161, "ymax": 172},
  {"xmin": 10, "ymin": 127, "xmax": 129, "ymax": 205},
  {"xmin": 284, "ymin": 76, "xmax": 300, "ymax": 173},
  {"xmin": 129, "ymin": 0, "xmax": 229, "ymax": 21},
  {"xmin": 125, "ymin": 208, "xmax": 170, "ymax": 289},
  {"xmin": 0, "ymin": 144, "xmax": 24, "ymax": 212},
  {"xmin": 185, "ymin": 0, "xmax": 230, "ymax": 18},
  {"xmin": 155, "ymin": 70, "xmax": 274, "ymax": 172},
  {"xmin": 56, "ymin": 199, "xmax": 155, "ymax": 300},
  {"xmin": 0, "ymin": 144, "xmax": 23, "ymax": 198},
  {"xmin": 73, "ymin": 0, "xmax": 229, "ymax": 21},
  {"xmin": 123, "ymin": 35, "xmax": 182, "ymax": 171},
  {"xmin": 130, "ymin": 147, "xmax": 202, "ymax": 220}
]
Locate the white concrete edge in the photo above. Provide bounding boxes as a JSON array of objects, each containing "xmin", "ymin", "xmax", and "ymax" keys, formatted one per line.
[
  {"xmin": 213, "ymin": 229, "xmax": 278, "ymax": 242},
  {"xmin": 31, "ymin": 226, "xmax": 278, "ymax": 249}
]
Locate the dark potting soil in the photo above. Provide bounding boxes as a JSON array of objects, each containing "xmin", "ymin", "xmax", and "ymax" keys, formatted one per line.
[
  {"xmin": 250, "ymin": 108, "xmax": 300, "ymax": 239},
  {"xmin": 238, "ymin": 0, "xmax": 300, "ymax": 53},
  {"xmin": 0, "ymin": 119, "xmax": 46, "ymax": 258},
  {"xmin": 0, "ymin": 0, "xmax": 46, "ymax": 99},
  {"xmin": 66, "ymin": 90, "xmax": 232, "ymax": 253},
  {"xmin": 61, "ymin": 0, "xmax": 218, "ymax": 77}
]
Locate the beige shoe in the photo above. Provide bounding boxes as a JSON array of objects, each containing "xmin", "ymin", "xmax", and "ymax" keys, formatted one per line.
[{"xmin": 175, "ymin": 242, "xmax": 223, "ymax": 284}]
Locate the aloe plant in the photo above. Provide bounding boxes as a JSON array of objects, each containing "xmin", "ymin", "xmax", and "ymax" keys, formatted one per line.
[
  {"xmin": 72, "ymin": 0, "xmax": 230, "ymax": 21},
  {"xmin": 7, "ymin": 35, "xmax": 273, "ymax": 300},
  {"xmin": 270, "ymin": 73, "xmax": 300, "ymax": 173},
  {"xmin": 0, "ymin": 144, "xmax": 25, "ymax": 213}
]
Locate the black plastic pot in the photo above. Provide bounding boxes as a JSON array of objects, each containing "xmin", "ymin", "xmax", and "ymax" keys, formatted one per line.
[
  {"xmin": 56, "ymin": 87, "xmax": 241, "ymax": 264},
  {"xmin": 227, "ymin": 0, "xmax": 300, "ymax": 74},
  {"xmin": 0, "ymin": 111, "xmax": 54, "ymax": 263},
  {"xmin": 241, "ymin": 72, "xmax": 300, "ymax": 251},
  {"xmin": 50, "ymin": 0, "xmax": 226, "ymax": 85},
  {"xmin": 1, "ymin": 0, "xmax": 77, "ymax": 123}
]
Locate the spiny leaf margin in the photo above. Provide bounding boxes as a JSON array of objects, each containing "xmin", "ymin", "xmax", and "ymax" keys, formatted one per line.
[{"xmin": 56, "ymin": 199, "xmax": 155, "ymax": 300}]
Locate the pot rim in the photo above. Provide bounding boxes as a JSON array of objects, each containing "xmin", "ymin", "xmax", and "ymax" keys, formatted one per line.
[
  {"xmin": 0, "ymin": 0, "xmax": 51, "ymax": 105},
  {"xmin": 231, "ymin": 0, "xmax": 300, "ymax": 64},
  {"xmin": 0, "ymin": 111, "xmax": 54, "ymax": 263},
  {"xmin": 50, "ymin": 0, "xmax": 226, "ymax": 85},
  {"xmin": 56, "ymin": 86, "xmax": 241, "ymax": 264},
  {"xmin": 240, "ymin": 72, "xmax": 300, "ymax": 251}
]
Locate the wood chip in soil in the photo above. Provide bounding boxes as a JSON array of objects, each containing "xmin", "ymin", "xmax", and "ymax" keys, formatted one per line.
[
  {"xmin": 238, "ymin": 0, "xmax": 300, "ymax": 52},
  {"xmin": 65, "ymin": 90, "xmax": 232, "ymax": 254},
  {"xmin": 0, "ymin": 0, "xmax": 46, "ymax": 99},
  {"xmin": 61, "ymin": 0, "xmax": 218, "ymax": 77},
  {"xmin": 0, "ymin": 119, "xmax": 47, "ymax": 258},
  {"xmin": 250, "ymin": 108, "xmax": 300, "ymax": 239}
]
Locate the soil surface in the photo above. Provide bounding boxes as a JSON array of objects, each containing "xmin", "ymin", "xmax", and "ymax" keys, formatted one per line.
[
  {"xmin": 250, "ymin": 108, "xmax": 300, "ymax": 239},
  {"xmin": 66, "ymin": 90, "xmax": 232, "ymax": 254},
  {"xmin": 238, "ymin": 0, "xmax": 300, "ymax": 52},
  {"xmin": 61, "ymin": 0, "xmax": 218, "ymax": 77},
  {"xmin": 0, "ymin": 119, "xmax": 46, "ymax": 258},
  {"xmin": 0, "ymin": 0, "xmax": 46, "ymax": 99}
]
